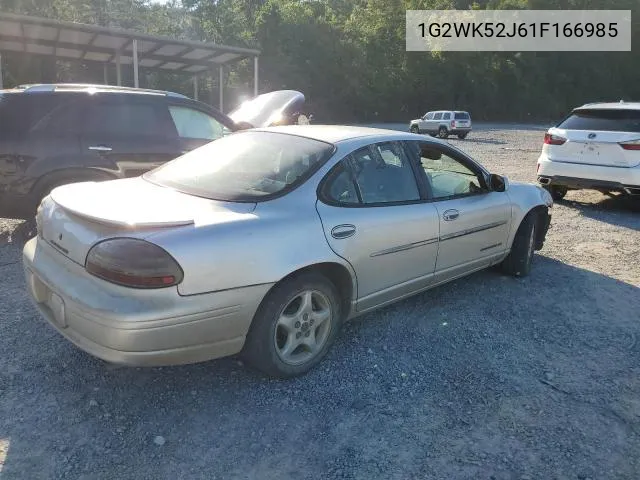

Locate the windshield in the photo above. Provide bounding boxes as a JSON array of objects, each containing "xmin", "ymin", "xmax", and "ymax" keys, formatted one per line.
[
  {"xmin": 144, "ymin": 131, "xmax": 335, "ymax": 202},
  {"xmin": 558, "ymin": 109, "xmax": 640, "ymax": 132}
]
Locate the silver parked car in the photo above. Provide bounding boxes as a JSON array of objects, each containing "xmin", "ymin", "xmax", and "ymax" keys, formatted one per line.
[
  {"xmin": 410, "ymin": 110, "xmax": 472, "ymax": 139},
  {"xmin": 23, "ymin": 126, "xmax": 553, "ymax": 377}
]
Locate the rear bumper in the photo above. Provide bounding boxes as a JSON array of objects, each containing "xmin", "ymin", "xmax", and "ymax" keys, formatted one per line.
[
  {"xmin": 22, "ymin": 237, "xmax": 273, "ymax": 367},
  {"xmin": 537, "ymin": 155, "xmax": 640, "ymax": 192}
]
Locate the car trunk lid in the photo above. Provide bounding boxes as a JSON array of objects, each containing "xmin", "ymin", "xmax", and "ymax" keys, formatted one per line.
[
  {"xmin": 227, "ymin": 90, "xmax": 305, "ymax": 128},
  {"xmin": 546, "ymin": 127, "xmax": 640, "ymax": 168},
  {"xmin": 40, "ymin": 177, "xmax": 255, "ymax": 266}
]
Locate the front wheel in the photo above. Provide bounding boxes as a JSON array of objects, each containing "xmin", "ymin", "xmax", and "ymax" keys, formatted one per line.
[
  {"xmin": 242, "ymin": 272, "xmax": 342, "ymax": 378},
  {"xmin": 500, "ymin": 212, "xmax": 538, "ymax": 277},
  {"xmin": 410, "ymin": 125, "xmax": 420, "ymax": 134}
]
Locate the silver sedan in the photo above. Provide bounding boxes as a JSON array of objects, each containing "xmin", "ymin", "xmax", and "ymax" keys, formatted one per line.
[{"xmin": 23, "ymin": 126, "xmax": 553, "ymax": 377}]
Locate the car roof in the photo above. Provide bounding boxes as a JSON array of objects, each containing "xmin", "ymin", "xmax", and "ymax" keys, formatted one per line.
[
  {"xmin": 0, "ymin": 83, "xmax": 188, "ymax": 99},
  {"xmin": 575, "ymin": 101, "xmax": 640, "ymax": 111},
  {"xmin": 253, "ymin": 125, "xmax": 448, "ymax": 144}
]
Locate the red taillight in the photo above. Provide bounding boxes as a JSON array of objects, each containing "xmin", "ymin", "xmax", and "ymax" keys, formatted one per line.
[
  {"xmin": 620, "ymin": 141, "xmax": 640, "ymax": 150},
  {"xmin": 450, "ymin": 120, "xmax": 455, "ymax": 128},
  {"xmin": 544, "ymin": 133, "xmax": 567, "ymax": 145},
  {"xmin": 85, "ymin": 238, "xmax": 183, "ymax": 289}
]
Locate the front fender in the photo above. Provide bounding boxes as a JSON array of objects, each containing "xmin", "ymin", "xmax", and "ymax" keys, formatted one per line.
[{"xmin": 505, "ymin": 181, "xmax": 553, "ymax": 248}]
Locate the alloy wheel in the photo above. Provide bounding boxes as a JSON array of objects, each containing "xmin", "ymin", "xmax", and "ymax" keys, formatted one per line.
[{"xmin": 274, "ymin": 290, "xmax": 332, "ymax": 366}]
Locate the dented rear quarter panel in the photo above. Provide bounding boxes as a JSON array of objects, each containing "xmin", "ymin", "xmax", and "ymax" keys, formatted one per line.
[{"xmin": 143, "ymin": 179, "xmax": 357, "ymax": 298}]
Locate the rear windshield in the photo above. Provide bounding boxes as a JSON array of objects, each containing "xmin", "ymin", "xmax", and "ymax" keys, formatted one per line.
[
  {"xmin": 144, "ymin": 131, "xmax": 335, "ymax": 202},
  {"xmin": 454, "ymin": 112, "xmax": 470, "ymax": 120},
  {"xmin": 558, "ymin": 109, "xmax": 640, "ymax": 132}
]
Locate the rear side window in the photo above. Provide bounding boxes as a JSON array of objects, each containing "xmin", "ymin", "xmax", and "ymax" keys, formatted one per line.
[
  {"xmin": 0, "ymin": 94, "xmax": 61, "ymax": 137},
  {"xmin": 558, "ymin": 109, "xmax": 640, "ymax": 132},
  {"xmin": 454, "ymin": 112, "xmax": 470, "ymax": 120},
  {"xmin": 443, "ymin": 112, "xmax": 451, "ymax": 120}
]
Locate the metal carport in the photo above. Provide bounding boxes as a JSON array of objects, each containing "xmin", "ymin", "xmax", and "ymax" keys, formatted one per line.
[{"xmin": 0, "ymin": 12, "xmax": 261, "ymax": 110}]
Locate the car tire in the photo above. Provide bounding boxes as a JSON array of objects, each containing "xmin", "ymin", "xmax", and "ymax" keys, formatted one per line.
[
  {"xmin": 438, "ymin": 127, "xmax": 449, "ymax": 139},
  {"xmin": 410, "ymin": 125, "xmax": 420, "ymax": 134},
  {"xmin": 457, "ymin": 133, "xmax": 468, "ymax": 140},
  {"xmin": 242, "ymin": 272, "xmax": 342, "ymax": 378},
  {"xmin": 500, "ymin": 211, "xmax": 538, "ymax": 278},
  {"xmin": 542, "ymin": 185, "xmax": 567, "ymax": 201}
]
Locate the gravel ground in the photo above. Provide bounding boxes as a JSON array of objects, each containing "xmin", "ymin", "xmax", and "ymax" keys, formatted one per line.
[{"xmin": 1, "ymin": 126, "xmax": 639, "ymax": 480}]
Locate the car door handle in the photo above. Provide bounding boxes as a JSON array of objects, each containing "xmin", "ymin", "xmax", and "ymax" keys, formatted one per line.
[
  {"xmin": 443, "ymin": 209, "xmax": 459, "ymax": 221},
  {"xmin": 331, "ymin": 224, "xmax": 356, "ymax": 239},
  {"xmin": 88, "ymin": 145, "xmax": 112, "ymax": 152}
]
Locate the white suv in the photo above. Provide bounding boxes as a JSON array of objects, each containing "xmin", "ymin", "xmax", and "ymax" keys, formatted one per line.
[
  {"xmin": 537, "ymin": 102, "xmax": 640, "ymax": 200},
  {"xmin": 409, "ymin": 110, "xmax": 472, "ymax": 139}
]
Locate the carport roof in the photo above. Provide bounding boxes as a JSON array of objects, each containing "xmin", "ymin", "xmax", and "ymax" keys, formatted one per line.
[{"xmin": 0, "ymin": 12, "xmax": 260, "ymax": 73}]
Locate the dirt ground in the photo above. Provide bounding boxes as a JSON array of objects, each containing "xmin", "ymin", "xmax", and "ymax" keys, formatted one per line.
[{"xmin": 0, "ymin": 125, "xmax": 639, "ymax": 480}]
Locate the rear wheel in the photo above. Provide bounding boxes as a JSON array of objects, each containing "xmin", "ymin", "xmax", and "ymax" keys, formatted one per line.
[
  {"xmin": 242, "ymin": 272, "xmax": 342, "ymax": 378},
  {"xmin": 438, "ymin": 127, "xmax": 449, "ymax": 139},
  {"xmin": 501, "ymin": 212, "xmax": 538, "ymax": 277},
  {"xmin": 543, "ymin": 184, "xmax": 567, "ymax": 201}
]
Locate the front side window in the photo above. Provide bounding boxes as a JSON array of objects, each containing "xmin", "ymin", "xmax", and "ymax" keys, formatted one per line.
[
  {"xmin": 84, "ymin": 101, "xmax": 168, "ymax": 137},
  {"xmin": 168, "ymin": 106, "xmax": 226, "ymax": 140},
  {"xmin": 424, "ymin": 112, "xmax": 434, "ymax": 120},
  {"xmin": 145, "ymin": 131, "xmax": 334, "ymax": 201},
  {"xmin": 433, "ymin": 112, "xmax": 443, "ymax": 120},
  {"xmin": 413, "ymin": 143, "xmax": 484, "ymax": 199},
  {"xmin": 349, "ymin": 144, "xmax": 420, "ymax": 204}
]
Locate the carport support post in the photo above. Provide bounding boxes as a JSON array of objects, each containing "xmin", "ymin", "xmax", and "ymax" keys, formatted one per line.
[
  {"xmin": 254, "ymin": 56, "xmax": 258, "ymax": 97},
  {"xmin": 0, "ymin": 52, "xmax": 3, "ymax": 89},
  {"xmin": 219, "ymin": 65, "xmax": 224, "ymax": 112},
  {"xmin": 193, "ymin": 75, "xmax": 198, "ymax": 101},
  {"xmin": 103, "ymin": 63, "xmax": 108, "ymax": 84},
  {"xmin": 132, "ymin": 39, "xmax": 139, "ymax": 88},
  {"xmin": 115, "ymin": 52, "xmax": 122, "ymax": 86}
]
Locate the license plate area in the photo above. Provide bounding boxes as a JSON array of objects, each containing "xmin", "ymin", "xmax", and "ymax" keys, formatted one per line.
[
  {"xmin": 27, "ymin": 270, "xmax": 67, "ymax": 328},
  {"xmin": 577, "ymin": 142, "xmax": 601, "ymax": 158}
]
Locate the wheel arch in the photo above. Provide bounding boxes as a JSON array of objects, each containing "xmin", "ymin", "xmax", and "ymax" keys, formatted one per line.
[
  {"xmin": 261, "ymin": 261, "xmax": 356, "ymax": 322},
  {"xmin": 508, "ymin": 204, "xmax": 549, "ymax": 252},
  {"xmin": 30, "ymin": 167, "xmax": 118, "ymax": 199}
]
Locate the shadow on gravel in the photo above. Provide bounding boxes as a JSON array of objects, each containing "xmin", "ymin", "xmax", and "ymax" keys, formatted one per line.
[
  {"xmin": 1, "ymin": 253, "xmax": 639, "ymax": 479},
  {"xmin": 561, "ymin": 193, "xmax": 640, "ymax": 231},
  {"xmin": 0, "ymin": 220, "xmax": 35, "ymax": 247}
]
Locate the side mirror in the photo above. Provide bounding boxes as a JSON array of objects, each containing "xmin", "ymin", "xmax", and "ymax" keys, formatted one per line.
[{"xmin": 489, "ymin": 173, "xmax": 509, "ymax": 192}]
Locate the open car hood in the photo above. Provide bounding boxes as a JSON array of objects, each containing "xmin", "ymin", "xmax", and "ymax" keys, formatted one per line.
[{"xmin": 227, "ymin": 90, "xmax": 305, "ymax": 128}]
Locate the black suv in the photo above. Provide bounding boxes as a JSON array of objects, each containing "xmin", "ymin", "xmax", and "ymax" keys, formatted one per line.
[{"xmin": 0, "ymin": 84, "xmax": 304, "ymax": 219}]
